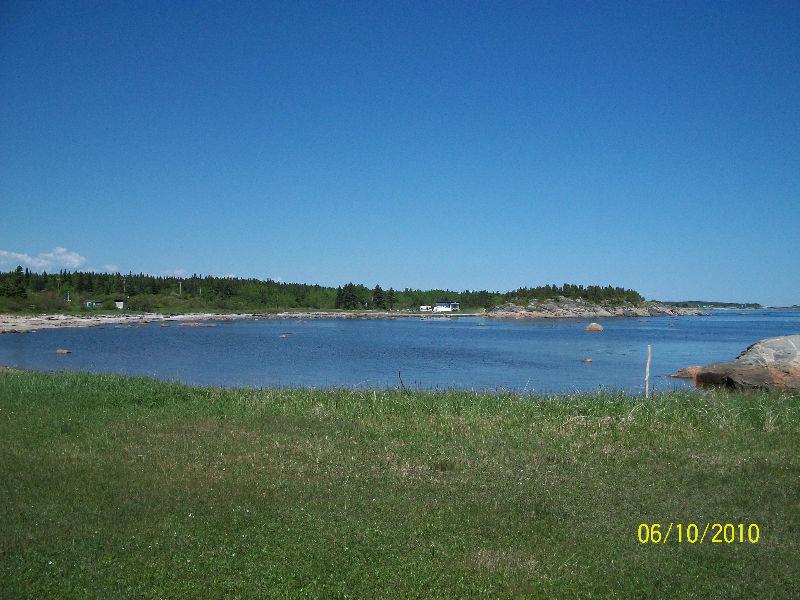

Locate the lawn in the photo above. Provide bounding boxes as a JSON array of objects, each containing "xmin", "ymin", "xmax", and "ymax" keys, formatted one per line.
[{"xmin": 1, "ymin": 371, "xmax": 798, "ymax": 598}]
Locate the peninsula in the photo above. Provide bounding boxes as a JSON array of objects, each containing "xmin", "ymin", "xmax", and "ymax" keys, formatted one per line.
[{"xmin": 1, "ymin": 267, "xmax": 706, "ymax": 332}]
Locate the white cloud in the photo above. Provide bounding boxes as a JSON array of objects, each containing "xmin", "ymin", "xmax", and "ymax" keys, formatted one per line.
[
  {"xmin": 84, "ymin": 264, "xmax": 120, "ymax": 273},
  {"xmin": 0, "ymin": 246, "xmax": 87, "ymax": 271},
  {"xmin": 160, "ymin": 268, "xmax": 189, "ymax": 277},
  {"xmin": 39, "ymin": 247, "xmax": 86, "ymax": 269}
]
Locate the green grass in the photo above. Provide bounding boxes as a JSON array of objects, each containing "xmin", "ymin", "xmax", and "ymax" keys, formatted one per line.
[{"xmin": 1, "ymin": 371, "xmax": 798, "ymax": 598}]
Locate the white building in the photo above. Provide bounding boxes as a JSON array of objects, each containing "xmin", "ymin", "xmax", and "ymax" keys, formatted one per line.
[
  {"xmin": 419, "ymin": 305, "xmax": 433, "ymax": 312},
  {"xmin": 433, "ymin": 301, "xmax": 460, "ymax": 312}
]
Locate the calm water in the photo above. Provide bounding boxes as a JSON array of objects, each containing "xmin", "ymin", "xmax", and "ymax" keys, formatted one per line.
[{"xmin": 1, "ymin": 310, "xmax": 798, "ymax": 393}]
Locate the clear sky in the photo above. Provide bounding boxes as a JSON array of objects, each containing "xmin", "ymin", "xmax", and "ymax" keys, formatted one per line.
[{"xmin": 1, "ymin": 1, "xmax": 798, "ymax": 305}]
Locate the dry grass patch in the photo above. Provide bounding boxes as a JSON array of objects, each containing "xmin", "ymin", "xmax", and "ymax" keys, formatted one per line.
[{"xmin": 466, "ymin": 548, "xmax": 542, "ymax": 575}]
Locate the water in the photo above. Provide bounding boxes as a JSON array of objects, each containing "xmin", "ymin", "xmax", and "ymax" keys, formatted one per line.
[{"xmin": 1, "ymin": 310, "xmax": 798, "ymax": 393}]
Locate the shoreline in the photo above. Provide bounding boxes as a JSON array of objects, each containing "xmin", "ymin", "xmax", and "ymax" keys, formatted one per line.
[
  {"xmin": 0, "ymin": 311, "xmax": 462, "ymax": 333},
  {"xmin": 486, "ymin": 301, "xmax": 705, "ymax": 320},
  {"xmin": 0, "ymin": 305, "xmax": 708, "ymax": 333}
]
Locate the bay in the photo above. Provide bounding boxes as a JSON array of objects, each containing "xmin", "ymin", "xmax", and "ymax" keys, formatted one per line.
[{"xmin": 1, "ymin": 310, "xmax": 798, "ymax": 393}]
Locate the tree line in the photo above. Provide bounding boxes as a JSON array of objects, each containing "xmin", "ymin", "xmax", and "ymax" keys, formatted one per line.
[{"xmin": 0, "ymin": 266, "xmax": 644, "ymax": 313}]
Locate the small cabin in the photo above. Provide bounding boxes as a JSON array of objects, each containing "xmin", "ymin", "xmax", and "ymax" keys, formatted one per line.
[
  {"xmin": 82, "ymin": 300, "xmax": 99, "ymax": 310},
  {"xmin": 114, "ymin": 300, "xmax": 125, "ymax": 310},
  {"xmin": 419, "ymin": 305, "xmax": 433, "ymax": 312},
  {"xmin": 433, "ymin": 301, "xmax": 460, "ymax": 312}
]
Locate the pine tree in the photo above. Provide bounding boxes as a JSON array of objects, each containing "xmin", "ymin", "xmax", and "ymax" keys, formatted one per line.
[
  {"xmin": 342, "ymin": 283, "xmax": 360, "ymax": 309},
  {"xmin": 386, "ymin": 288, "xmax": 397, "ymax": 310},
  {"xmin": 9, "ymin": 265, "xmax": 27, "ymax": 298},
  {"xmin": 335, "ymin": 286, "xmax": 344, "ymax": 309},
  {"xmin": 372, "ymin": 285, "xmax": 386, "ymax": 309}
]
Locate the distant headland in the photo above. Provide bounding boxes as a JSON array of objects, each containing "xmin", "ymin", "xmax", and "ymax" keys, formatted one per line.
[{"xmin": 0, "ymin": 266, "xmax": 760, "ymax": 323}]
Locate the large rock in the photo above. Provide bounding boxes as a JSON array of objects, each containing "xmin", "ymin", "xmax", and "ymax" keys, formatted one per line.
[
  {"xmin": 669, "ymin": 365, "xmax": 703, "ymax": 379},
  {"xmin": 694, "ymin": 335, "xmax": 800, "ymax": 391}
]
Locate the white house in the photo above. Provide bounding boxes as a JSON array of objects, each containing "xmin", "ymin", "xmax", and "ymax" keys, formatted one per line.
[
  {"xmin": 419, "ymin": 305, "xmax": 433, "ymax": 312},
  {"xmin": 433, "ymin": 301, "xmax": 460, "ymax": 312},
  {"xmin": 114, "ymin": 301, "xmax": 125, "ymax": 310}
]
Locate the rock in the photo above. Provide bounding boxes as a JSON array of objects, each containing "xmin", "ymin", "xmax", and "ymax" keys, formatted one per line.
[
  {"xmin": 486, "ymin": 299, "xmax": 705, "ymax": 320},
  {"xmin": 694, "ymin": 335, "xmax": 800, "ymax": 391},
  {"xmin": 55, "ymin": 348, "xmax": 71, "ymax": 354},
  {"xmin": 585, "ymin": 322, "xmax": 604, "ymax": 332},
  {"xmin": 669, "ymin": 366, "xmax": 703, "ymax": 379}
]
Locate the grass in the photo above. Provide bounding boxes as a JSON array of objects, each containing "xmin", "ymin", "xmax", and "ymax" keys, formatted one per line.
[{"xmin": 1, "ymin": 371, "xmax": 798, "ymax": 598}]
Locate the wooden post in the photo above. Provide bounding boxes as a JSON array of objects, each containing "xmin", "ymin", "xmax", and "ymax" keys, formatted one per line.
[{"xmin": 645, "ymin": 344, "xmax": 652, "ymax": 399}]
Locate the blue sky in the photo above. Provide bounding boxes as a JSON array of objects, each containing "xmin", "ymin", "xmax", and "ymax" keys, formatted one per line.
[{"xmin": 1, "ymin": 1, "xmax": 798, "ymax": 305}]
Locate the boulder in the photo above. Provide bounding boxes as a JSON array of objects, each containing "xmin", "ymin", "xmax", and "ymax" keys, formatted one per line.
[
  {"xmin": 694, "ymin": 335, "xmax": 800, "ymax": 391},
  {"xmin": 669, "ymin": 366, "xmax": 703, "ymax": 379},
  {"xmin": 585, "ymin": 322, "xmax": 604, "ymax": 332}
]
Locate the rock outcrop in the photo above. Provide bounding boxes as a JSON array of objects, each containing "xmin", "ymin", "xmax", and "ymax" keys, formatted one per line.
[
  {"xmin": 693, "ymin": 335, "xmax": 800, "ymax": 391},
  {"xmin": 487, "ymin": 297, "xmax": 704, "ymax": 320},
  {"xmin": 585, "ymin": 323, "xmax": 604, "ymax": 332}
]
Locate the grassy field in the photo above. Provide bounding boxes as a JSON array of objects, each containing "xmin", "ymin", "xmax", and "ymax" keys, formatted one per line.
[{"xmin": 1, "ymin": 371, "xmax": 798, "ymax": 598}]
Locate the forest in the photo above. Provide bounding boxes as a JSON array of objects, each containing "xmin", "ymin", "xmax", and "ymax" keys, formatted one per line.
[{"xmin": 0, "ymin": 266, "xmax": 644, "ymax": 313}]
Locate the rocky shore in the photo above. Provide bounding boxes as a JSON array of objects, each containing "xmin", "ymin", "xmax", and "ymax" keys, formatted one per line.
[
  {"xmin": 0, "ymin": 312, "xmax": 256, "ymax": 334},
  {"xmin": 0, "ymin": 310, "xmax": 435, "ymax": 333},
  {"xmin": 1, "ymin": 300, "xmax": 705, "ymax": 333},
  {"xmin": 486, "ymin": 298, "xmax": 704, "ymax": 320},
  {"xmin": 674, "ymin": 335, "xmax": 800, "ymax": 391}
]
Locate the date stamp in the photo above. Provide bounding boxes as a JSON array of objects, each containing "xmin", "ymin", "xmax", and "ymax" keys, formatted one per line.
[{"xmin": 637, "ymin": 523, "xmax": 761, "ymax": 544}]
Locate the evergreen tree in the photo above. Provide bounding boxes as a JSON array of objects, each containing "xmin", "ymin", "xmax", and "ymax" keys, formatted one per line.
[
  {"xmin": 372, "ymin": 284, "xmax": 386, "ymax": 309},
  {"xmin": 386, "ymin": 288, "xmax": 397, "ymax": 310},
  {"xmin": 335, "ymin": 286, "xmax": 344, "ymax": 309},
  {"xmin": 8, "ymin": 266, "xmax": 27, "ymax": 298},
  {"xmin": 341, "ymin": 283, "xmax": 360, "ymax": 309}
]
